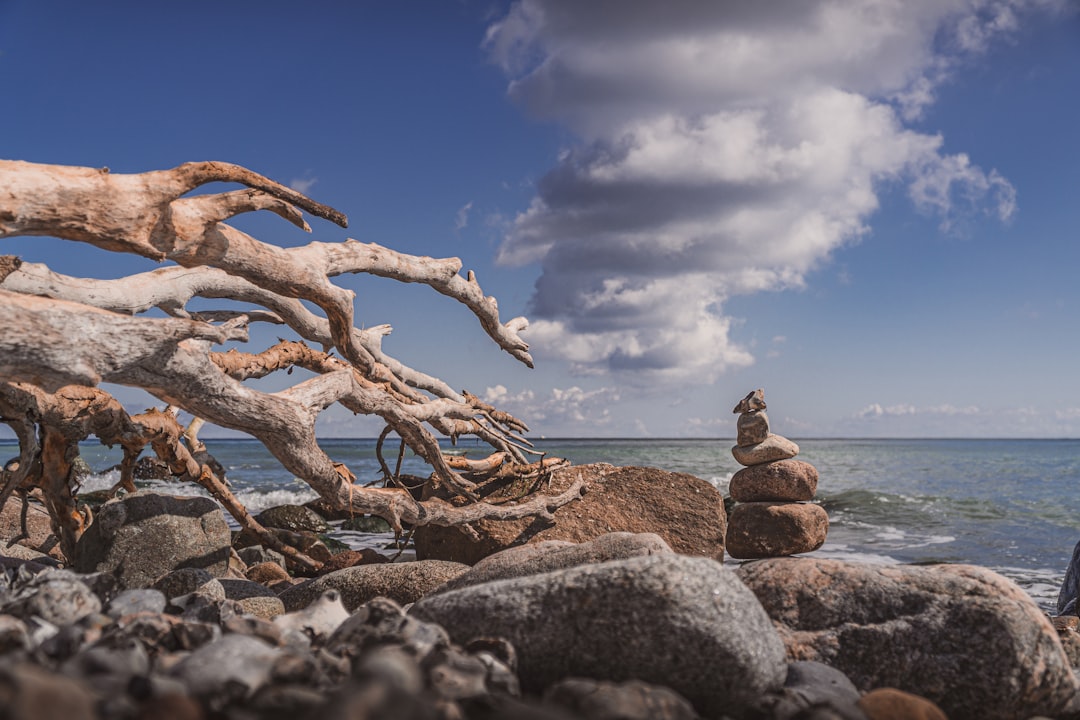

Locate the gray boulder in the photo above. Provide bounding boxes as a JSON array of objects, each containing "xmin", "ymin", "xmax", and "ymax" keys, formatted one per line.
[
  {"xmin": 279, "ymin": 559, "xmax": 468, "ymax": 612},
  {"xmin": 435, "ymin": 532, "xmax": 672, "ymax": 594},
  {"xmin": 411, "ymin": 554, "xmax": 787, "ymax": 718},
  {"xmin": 74, "ymin": 492, "xmax": 232, "ymax": 589},
  {"xmin": 737, "ymin": 557, "xmax": 1079, "ymax": 720}
]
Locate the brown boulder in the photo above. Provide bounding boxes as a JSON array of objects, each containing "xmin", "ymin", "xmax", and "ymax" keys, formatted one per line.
[
  {"xmin": 736, "ymin": 557, "xmax": 1079, "ymax": 720},
  {"xmin": 730, "ymin": 459, "xmax": 819, "ymax": 502},
  {"xmin": 413, "ymin": 463, "xmax": 727, "ymax": 565},
  {"xmin": 726, "ymin": 502, "xmax": 828, "ymax": 558}
]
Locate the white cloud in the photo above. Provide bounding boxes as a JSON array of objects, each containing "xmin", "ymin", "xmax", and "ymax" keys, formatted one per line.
[
  {"xmin": 455, "ymin": 201, "xmax": 474, "ymax": 231},
  {"xmin": 486, "ymin": 0, "xmax": 1061, "ymax": 383},
  {"xmin": 483, "ymin": 383, "xmax": 621, "ymax": 430},
  {"xmin": 289, "ymin": 176, "xmax": 318, "ymax": 195}
]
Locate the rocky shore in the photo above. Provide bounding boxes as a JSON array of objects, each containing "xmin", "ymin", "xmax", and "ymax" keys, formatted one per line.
[{"xmin": 2, "ymin": 462, "xmax": 1079, "ymax": 719}]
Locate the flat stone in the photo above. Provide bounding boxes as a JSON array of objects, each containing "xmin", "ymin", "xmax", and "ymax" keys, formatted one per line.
[
  {"xmin": 732, "ymin": 434, "xmax": 799, "ymax": 466},
  {"xmin": 278, "ymin": 560, "xmax": 468, "ymax": 612},
  {"xmin": 730, "ymin": 459, "xmax": 819, "ymax": 502},
  {"xmin": 726, "ymin": 502, "xmax": 828, "ymax": 559},
  {"xmin": 411, "ymin": 554, "xmax": 787, "ymax": 718},
  {"xmin": 435, "ymin": 532, "xmax": 673, "ymax": 594},
  {"xmin": 415, "ymin": 463, "xmax": 727, "ymax": 564},
  {"xmin": 737, "ymin": 558, "xmax": 1080, "ymax": 720},
  {"xmin": 737, "ymin": 410, "xmax": 770, "ymax": 446}
]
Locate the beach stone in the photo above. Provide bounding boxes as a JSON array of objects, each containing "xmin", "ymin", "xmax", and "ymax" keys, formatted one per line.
[
  {"xmin": 74, "ymin": 492, "xmax": 232, "ymax": 589},
  {"xmin": 0, "ymin": 542, "xmax": 56, "ymax": 565},
  {"xmin": 246, "ymin": 560, "xmax": 291, "ymax": 586},
  {"xmin": 726, "ymin": 502, "xmax": 829, "ymax": 559},
  {"xmin": 254, "ymin": 504, "xmax": 331, "ymax": 534},
  {"xmin": 219, "ymin": 578, "xmax": 279, "ymax": 600},
  {"xmin": 415, "ymin": 463, "xmax": 727, "ymax": 565},
  {"xmin": 152, "ymin": 568, "xmax": 224, "ymax": 604},
  {"xmin": 544, "ymin": 677, "xmax": 700, "ymax": 720},
  {"xmin": 0, "ymin": 662, "xmax": 96, "ymax": 720},
  {"xmin": 730, "ymin": 459, "xmax": 819, "ymax": 502},
  {"xmin": 2, "ymin": 571, "xmax": 102, "ymax": 626},
  {"xmin": 235, "ymin": 595, "xmax": 285, "ymax": 620},
  {"xmin": 737, "ymin": 410, "xmax": 770, "ymax": 446},
  {"xmin": 749, "ymin": 661, "xmax": 865, "ymax": 720},
  {"xmin": 105, "ymin": 588, "xmax": 167, "ymax": 618},
  {"xmin": 857, "ymin": 688, "xmax": 947, "ymax": 720},
  {"xmin": 237, "ymin": 545, "xmax": 286, "ymax": 568},
  {"xmin": 273, "ymin": 589, "xmax": 349, "ymax": 643},
  {"xmin": 316, "ymin": 548, "xmax": 391, "ymax": 575},
  {"xmin": 278, "ymin": 559, "xmax": 468, "ymax": 612},
  {"xmin": 736, "ymin": 557, "xmax": 1079, "ymax": 720},
  {"xmin": 0, "ymin": 615, "xmax": 31, "ymax": 653},
  {"xmin": 732, "ymin": 434, "xmax": 799, "ymax": 466},
  {"xmin": 339, "ymin": 515, "xmax": 393, "ymax": 533},
  {"xmin": 411, "ymin": 553, "xmax": 787, "ymax": 718},
  {"xmin": 169, "ymin": 633, "xmax": 283, "ymax": 700},
  {"xmin": 435, "ymin": 532, "xmax": 672, "ymax": 594}
]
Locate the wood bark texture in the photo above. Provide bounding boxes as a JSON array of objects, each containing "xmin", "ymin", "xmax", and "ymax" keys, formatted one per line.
[{"xmin": 0, "ymin": 159, "xmax": 582, "ymax": 563}]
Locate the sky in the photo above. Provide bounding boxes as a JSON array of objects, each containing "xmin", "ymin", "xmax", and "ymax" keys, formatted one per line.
[{"xmin": 2, "ymin": 0, "xmax": 1079, "ymax": 439}]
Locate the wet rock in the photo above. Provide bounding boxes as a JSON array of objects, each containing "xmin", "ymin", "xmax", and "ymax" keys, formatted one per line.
[
  {"xmin": 730, "ymin": 459, "xmax": 819, "ymax": 502},
  {"xmin": 0, "ymin": 662, "xmax": 97, "ymax": 720},
  {"xmin": 105, "ymin": 588, "xmax": 167, "ymax": 618},
  {"xmin": 857, "ymin": 688, "xmax": 947, "ymax": 720},
  {"xmin": 435, "ymin": 532, "xmax": 672, "ymax": 594},
  {"xmin": 339, "ymin": 515, "xmax": 393, "ymax": 533},
  {"xmin": 74, "ymin": 492, "xmax": 232, "ymax": 589},
  {"xmin": 278, "ymin": 559, "xmax": 468, "ymax": 612},
  {"xmin": 412, "ymin": 554, "xmax": 787, "ymax": 718},
  {"xmin": 737, "ymin": 557, "xmax": 1079, "ymax": 720},
  {"xmin": 731, "ymin": 434, "xmax": 800, "ymax": 467},
  {"xmin": 255, "ymin": 504, "xmax": 331, "ymax": 534},
  {"xmin": 726, "ymin": 502, "xmax": 829, "ymax": 559},
  {"xmin": 415, "ymin": 463, "xmax": 727, "ymax": 565},
  {"xmin": 544, "ymin": 677, "xmax": 700, "ymax": 720}
]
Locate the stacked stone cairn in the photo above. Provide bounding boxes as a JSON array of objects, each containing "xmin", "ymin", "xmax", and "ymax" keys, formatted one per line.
[{"xmin": 726, "ymin": 389, "xmax": 829, "ymax": 559}]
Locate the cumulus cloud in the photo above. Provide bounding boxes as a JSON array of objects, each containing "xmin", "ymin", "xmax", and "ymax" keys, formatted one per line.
[
  {"xmin": 486, "ymin": 0, "xmax": 1061, "ymax": 383},
  {"xmin": 483, "ymin": 383, "xmax": 621, "ymax": 429}
]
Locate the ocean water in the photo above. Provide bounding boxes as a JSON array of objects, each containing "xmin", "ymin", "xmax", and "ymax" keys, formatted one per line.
[{"xmin": 2, "ymin": 437, "xmax": 1077, "ymax": 611}]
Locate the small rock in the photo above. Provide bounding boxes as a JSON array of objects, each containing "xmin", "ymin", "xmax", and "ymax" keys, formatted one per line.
[
  {"xmin": 316, "ymin": 548, "xmax": 391, "ymax": 575},
  {"xmin": 246, "ymin": 561, "xmax": 291, "ymax": 586},
  {"xmin": 731, "ymin": 434, "xmax": 800, "ymax": 466},
  {"xmin": 729, "ymin": 459, "xmax": 819, "ymax": 502},
  {"xmin": 0, "ymin": 662, "xmax": 97, "ymax": 720},
  {"xmin": 273, "ymin": 589, "xmax": 349, "ymax": 644},
  {"xmin": 329, "ymin": 596, "xmax": 449, "ymax": 661},
  {"xmin": 857, "ymin": 688, "xmax": 947, "ymax": 720},
  {"xmin": 169, "ymin": 633, "xmax": 283, "ymax": 701},
  {"xmin": 3, "ymin": 571, "xmax": 102, "ymax": 626},
  {"xmin": 737, "ymin": 410, "xmax": 770, "ymax": 447},
  {"xmin": 237, "ymin": 545, "xmax": 287, "ymax": 568},
  {"xmin": 726, "ymin": 502, "xmax": 829, "ymax": 558},
  {"xmin": 278, "ymin": 559, "xmax": 469, "ymax": 612},
  {"xmin": 749, "ymin": 661, "xmax": 866, "ymax": 720},
  {"xmin": 255, "ymin": 504, "xmax": 331, "ymax": 534},
  {"xmin": 339, "ymin": 515, "xmax": 393, "ymax": 533},
  {"xmin": 544, "ymin": 677, "xmax": 700, "ymax": 720},
  {"xmin": 235, "ymin": 595, "xmax": 285, "ymax": 620},
  {"xmin": 106, "ymin": 589, "xmax": 167, "ymax": 618}
]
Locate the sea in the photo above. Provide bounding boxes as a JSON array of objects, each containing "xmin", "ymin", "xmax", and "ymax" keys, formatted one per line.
[{"xmin": 3, "ymin": 437, "xmax": 1077, "ymax": 612}]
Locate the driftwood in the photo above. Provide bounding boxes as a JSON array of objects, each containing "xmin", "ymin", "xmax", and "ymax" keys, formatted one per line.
[{"xmin": 0, "ymin": 159, "xmax": 582, "ymax": 565}]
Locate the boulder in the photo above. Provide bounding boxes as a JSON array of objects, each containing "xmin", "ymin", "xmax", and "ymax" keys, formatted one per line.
[
  {"xmin": 435, "ymin": 532, "xmax": 672, "ymax": 594},
  {"xmin": 414, "ymin": 463, "xmax": 727, "ymax": 565},
  {"xmin": 731, "ymin": 434, "xmax": 799, "ymax": 467},
  {"xmin": 726, "ymin": 502, "xmax": 828, "ymax": 559},
  {"xmin": 74, "ymin": 492, "xmax": 232, "ymax": 589},
  {"xmin": 254, "ymin": 504, "xmax": 330, "ymax": 534},
  {"xmin": 736, "ymin": 557, "xmax": 1079, "ymax": 720},
  {"xmin": 729, "ymin": 459, "xmax": 818, "ymax": 502},
  {"xmin": 411, "ymin": 554, "xmax": 787, "ymax": 718},
  {"xmin": 278, "ymin": 559, "xmax": 469, "ymax": 612}
]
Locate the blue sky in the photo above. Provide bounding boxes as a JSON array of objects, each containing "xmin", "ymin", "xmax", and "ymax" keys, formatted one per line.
[{"xmin": 2, "ymin": 1, "xmax": 1079, "ymax": 439}]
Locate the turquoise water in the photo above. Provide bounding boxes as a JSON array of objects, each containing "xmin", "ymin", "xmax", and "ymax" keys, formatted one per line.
[{"xmin": 3, "ymin": 437, "xmax": 1077, "ymax": 609}]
